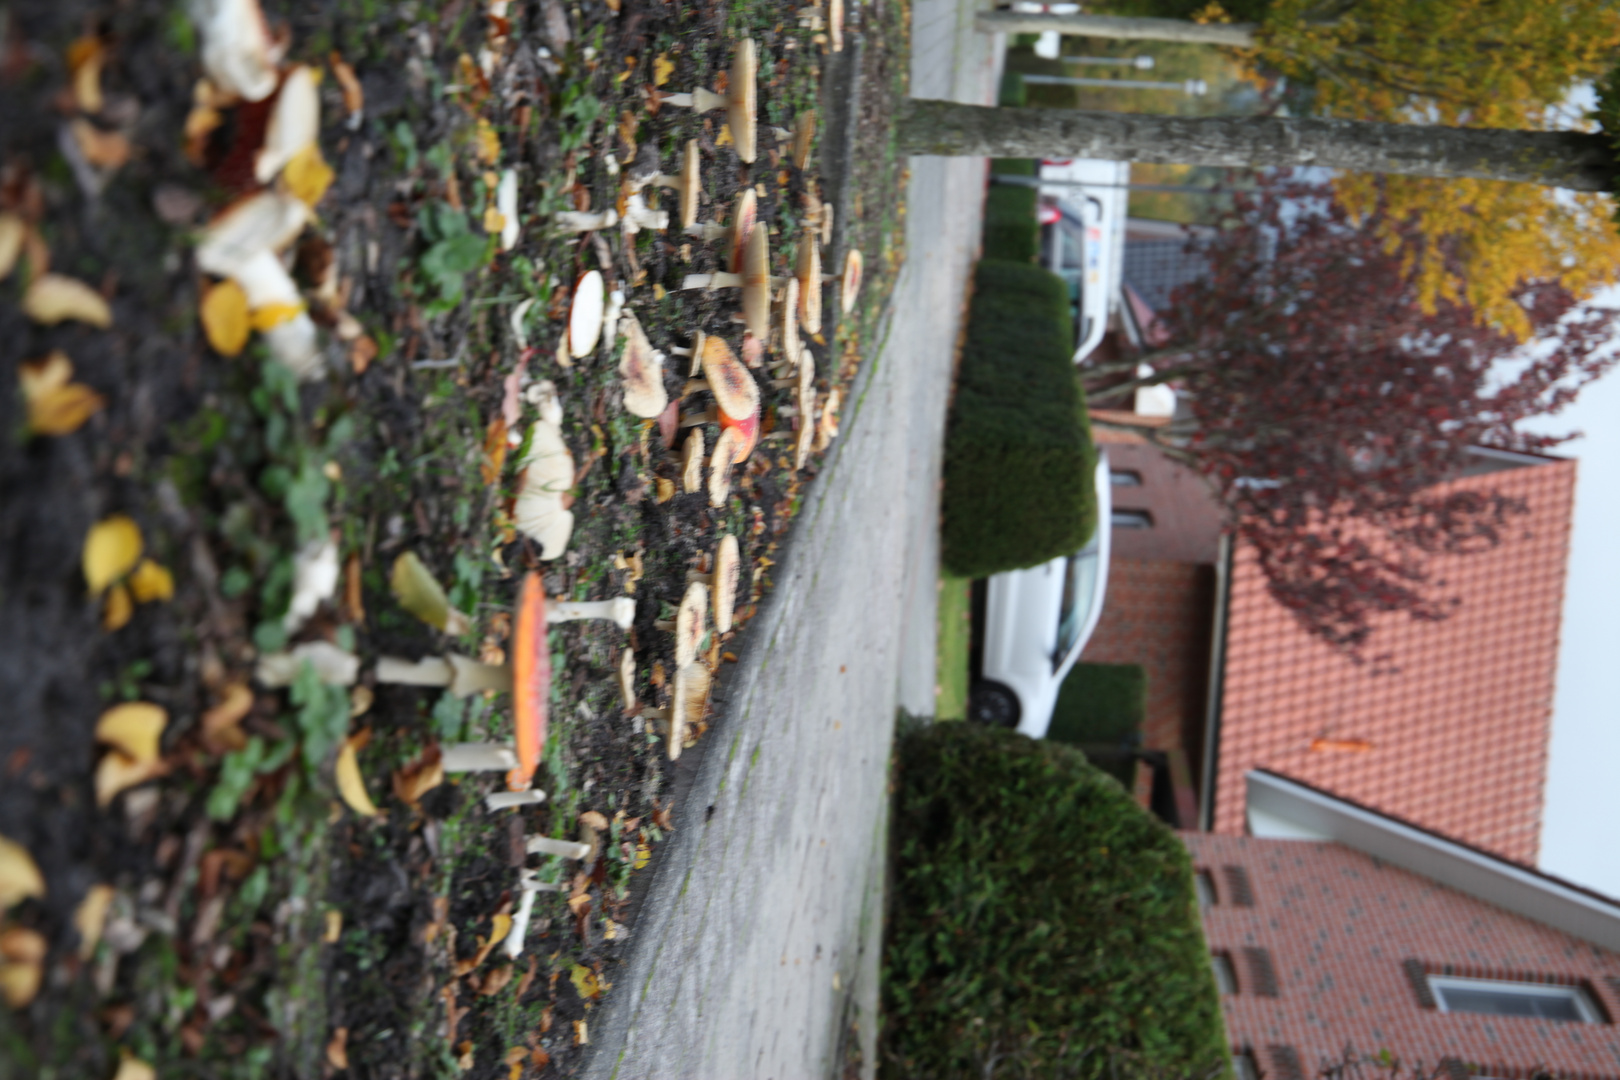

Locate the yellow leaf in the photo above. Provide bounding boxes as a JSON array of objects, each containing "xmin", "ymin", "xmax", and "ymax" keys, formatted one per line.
[
  {"xmin": 474, "ymin": 119, "xmax": 501, "ymax": 166},
  {"xmin": 95, "ymin": 748, "xmax": 159, "ymax": 806},
  {"xmin": 19, "ymin": 351, "xmax": 104, "ymax": 436},
  {"xmin": 0, "ymin": 833, "xmax": 45, "ymax": 911},
  {"xmin": 634, "ymin": 842, "xmax": 650, "ymax": 870},
  {"xmin": 96, "ymin": 702, "xmax": 167, "ymax": 764},
  {"xmin": 102, "ymin": 584, "xmax": 133, "ymax": 631},
  {"xmin": 250, "ymin": 302, "xmax": 306, "ymax": 331},
  {"xmin": 335, "ymin": 738, "xmax": 380, "ymax": 817},
  {"xmin": 23, "ymin": 273, "xmax": 112, "ymax": 328},
  {"xmin": 483, "ymin": 206, "xmax": 507, "ymax": 236},
  {"xmin": 653, "ymin": 53, "xmax": 675, "ymax": 87},
  {"xmin": 655, "ymin": 477, "xmax": 675, "ymax": 503},
  {"xmin": 83, "ymin": 515, "xmax": 142, "ymax": 595},
  {"xmin": 73, "ymin": 884, "xmax": 115, "ymax": 960},
  {"xmin": 67, "ymin": 36, "xmax": 105, "ymax": 114},
  {"xmin": 715, "ymin": 123, "xmax": 732, "ymax": 148},
  {"xmin": 201, "ymin": 279, "xmax": 250, "ymax": 356},
  {"xmin": 390, "ymin": 551, "xmax": 470, "ymax": 634},
  {"xmin": 111, "ymin": 1056, "xmax": 157, "ymax": 1080},
  {"xmin": 127, "ymin": 559, "xmax": 174, "ymax": 603},
  {"xmin": 570, "ymin": 963, "xmax": 601, "ymax": 1000},
  {"xmin": 0, "ymin": 212, "xmax": 23, "ymax": 280},
  {"xmin": 0, "ymin": 958, "xmax": 42, "ymax": 1008},
  {"xmin": 282, "ymin": 142, "xmax": 335, "ymax": 207}
]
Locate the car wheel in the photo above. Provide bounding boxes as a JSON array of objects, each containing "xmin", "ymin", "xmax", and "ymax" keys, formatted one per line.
[{"xmin": 967, "ymin": 681, "xmax": 1020, "ymax": 729}]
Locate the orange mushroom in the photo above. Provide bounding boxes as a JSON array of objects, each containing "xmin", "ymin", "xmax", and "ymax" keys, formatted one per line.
[{"xmin": 508, "ymin": 572, "xmax": 550, "ymax": 792}]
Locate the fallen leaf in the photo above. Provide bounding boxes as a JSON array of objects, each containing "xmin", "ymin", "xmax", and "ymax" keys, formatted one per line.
[
  {"xmin": 74, "ymin": 884, "xmax": 115, "ymax": 959},
  {"xmin": 391, "ymin": 746, "xmax": 445, "ymax": 809},
  {"xmin": 456, "ymin": 1041, "xmax": 475, "ymax": 1070},
  {"xmin": 0, "ymin": 213, "xmax": 23, "ymax": 280},
  {"xmin": 715, "ymin": 122, "xmax": 733, "ymax": 148},
  {"xmin": 83, "ymin": 516, "xmax": 142, "ymax": 595},
  {"xmin": 570, "ymin": 963, "xmax": 601, "ymax": 1000},
  {"xmin": 653, "ymin": 52, "xmax": 675, "ymax": 87},
  {"xmin": 0, "ymin": 834, "xmax": 45, "ymax": 911},
  {"xmin": 474, "ymin": 118, "xmax": 501, "ymax": 166},
  {"xmin": 108, "ymin": 1056, "xmax": 156, "ymax": 1080},
  {"xmin": 455, "ymin": 912, "xmax": 513, "ymax": 974},
  {"xmin": 391, "ymin": 551, "xmax": 471, "ymax": 635},
  {"xmin": 654, "ymin": 477, "xmax": 675, "ymax": 503},
  {"xmin": 482, "ymin": 416, "xmax": 509, "ymax": 485},
  {"xmin": 578, "ymin": 810, "xmax": 609, "ymax": 832},
  {"xmin": 349, "ymin": 685, "xmax": 373, "ymax": 717},
  {"xmin": 573, "ymin": 1019, "xmax": 589, "ymax": 1045},
  {"xmin": 23, "ymin": 273, "xmax": 112, "ymax": 328},
  {"xmin": 18, "ymin": 351, "xmax": 105, "ymax": 436},
  {"xmin": 202, "ymin": 684, "xmax": 253, "ymax": 754},
  {"xmin": 651, "ymin": 801, "xmax": 673, "ymax": 831},
  {"xmin": 423, "ymin": 896, "xmax": 450, "ymax": 945},
  {"xmin": 70, "ymin": 119, "xmax": 131, "ymax": 169},
  {"xmin": 349, "ymin": 333, "xmax": 377, "ymax": 374},
  {"xmin": 634, "ymin": 842, "xmax": 651, "ymax": 869},
  {"xmin": 335, "ymin": 736, "xmax": 381, "ymax": 818},
  {"xmin": 329, "ymin": 52, "xmax": 364, "ymax": 116},
  {"xmin": 67, "ymin": 36, "xmax": 105, "ymax": 114},
  {"xmin": 96, "ymin": 702, "xmax": 166, "ymax": 763},
  {"xmin": 102, "ymin": 585, "xmax": 134, "ymax": 631},
  {"xmin": 481, "ymin": 963, "xmax": 514, "ymax": 996},
  {"xmin": 483, "ymin": 205, "xmax": 507, "ymax": 236},
  {"xmin": 249, "ymin": 301, "xmax": 306, "ymax": 331},
  {"xmin": 127, "ymin": 559, "xmax": 173, "ymax": 603},
  {"xmin": 343, "ymin": 552, "xmax": 365, "ymax": 622},
  {"xmin": 282, "ymin": 143, "xmax": 334, "ymax": 206},
  {"xmin": 0, "ymin": 927, "xmax": 45, "ymax": 1007},
  {"xmin": 200, "ymin": 279, "xmax": 250, "ymax": 356},
  {"xmin": 95, "ymin": 749, "xmax": 163, "ymax": 807},
  {"xmin": 326, "ymin": 1027, "xmax": 350, "ymax": 1070}
]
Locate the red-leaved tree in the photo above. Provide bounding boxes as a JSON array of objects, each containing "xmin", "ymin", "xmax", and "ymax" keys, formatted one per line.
[{"xmin": 1084, "ymin": 175, "xmax": 1618, "ymax": 656}]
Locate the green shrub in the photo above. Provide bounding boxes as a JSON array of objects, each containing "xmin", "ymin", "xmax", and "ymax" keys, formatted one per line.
[
  {"xmin": 1048, "ymin": 663, "xmax": 1148, "ymax": 747},
  {"xmin": 882, "ymin": 722, "xmax": 1229, "ymax": 1080},
  {"xmin": 941, "ymin": 259, "xmax": 1097, "ymax": 578},
  {"xmin": 985, "ymin": 158, "xmax": 1037, "ymax": 263}
]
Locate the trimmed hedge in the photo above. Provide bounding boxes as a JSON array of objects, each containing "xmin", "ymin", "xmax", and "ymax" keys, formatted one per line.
[
  {"xmin": 881, "ymin": 722, "xmax": 1229, "ymax": 1079},
  {"xmin": 941, "ymin": 259, "xmax": 1097, "ymax": 578},
  {"xmin": 984, "ymin": 159, "xmax": 1039, "ymax": 263},
  {"xmin": 1048, "ymin": 663, "xmax": 1149, "ymax": 748}
]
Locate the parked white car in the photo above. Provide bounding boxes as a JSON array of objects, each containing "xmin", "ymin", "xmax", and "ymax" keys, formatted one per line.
[{"xmin": 969, "ymin": 451, "xmax": 1113, "ymax": 736}]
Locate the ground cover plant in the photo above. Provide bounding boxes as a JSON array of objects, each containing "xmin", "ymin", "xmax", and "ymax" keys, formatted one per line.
[
  {"xmin": 881, "ymin": 721, "xmax": 1228, "ymax": 1079},
  {"xmin": 0, "ymin": 0, "xmax": 908, "ymax": 1073},
  {"xmin": 941, "ymin": 259, "xmax": 1097, "ymax": 578}
]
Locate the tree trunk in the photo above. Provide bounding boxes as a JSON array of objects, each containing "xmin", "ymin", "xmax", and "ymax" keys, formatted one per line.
[
  {"xmin": 896, "ymin": 100, "xmax": 1616, "ymax": 191},
  {"xmin": 973, "ymin": 10, "xmax": 1258, "ymax": 47}
]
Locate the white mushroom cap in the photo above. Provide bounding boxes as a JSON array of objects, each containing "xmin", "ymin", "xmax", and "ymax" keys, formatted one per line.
[
  {"xmin": 780, "ymin": 276, "xmax": 800, "ymax": 368},
  {"xmin": 665, "ymin": 661, "xmax": 712, "ymax": 760},
  {"xmin": 729, "ymin": 188, "xmax": 757, "ymax": 274},
  {"xmin": 618, "ymin": 310, "xmax": 668, "ymax": 419},
  {"xmin": 841, "ymin": 249, "xmax": 863, "ymax": 315},
  {"xmin": 618, "ymin": 648, "xmax": 637, "ymax": 712},
  {"xmin": 699, "ymin": 336, "xmax": 761, "ymax": 423},
  {"xmin": 498, "ymin": 169, "xmax": 521, "ymax": 251},
  {"xmin": 713, "ymin": 534, "xmax": 740, "ymax": 633},
  {"xmin": 678, "ymin": 139, "xmax": 702, "ymax": 230},
  {"xmin": 796, "ymin": 235, "xmax": 822, "ymax": 335},
  {"xmin": 728, "ymin": 39, "xmax": 758, "ymax": 164},
  {"xmin": 255, "ymin": 65, "xmax": 319, "ymax": 184},
  {"xmin": 196, "ymin": 192, "xmax": 310, "ymax": 278},
  {"xmin": 197, "ymin": 0, "xmax": 284, "ymax": 102},
  {"xmin": 672, "ymin": 581, "xmax": 709, "ymax": 669},
  {"xmin": 570, "ymin": 270, "xmax": 605, "ymax": 358},
  {"xmin": 795, "ymin": 385, "xmax": 817, "ymax": 470},
  {"xmin": 514, "ymin": 493, "xmax": 574, "ymax": 560},
  {"xmin": 742, "ymin": 224, "xmax": 771, "ymax": 342},
  {"xmin": 681, "ymin": 428, "xmax": 704, "ymax": 493},
  {"xmin": 708, "ymin": 426, "xmax": 741, "ymax": 509},
  {"xmin": 514, "ymin": 403, "xmax": 577, "ymax": 559},
  {"xmin": 816, "ymin": 385, "xmax": 841, "ymax": 452}
]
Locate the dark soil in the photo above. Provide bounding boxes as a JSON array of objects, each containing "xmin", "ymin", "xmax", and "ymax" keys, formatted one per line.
[{"xmin": 0, "ymin": 0, "xmax": 906, "ymax": 1073}]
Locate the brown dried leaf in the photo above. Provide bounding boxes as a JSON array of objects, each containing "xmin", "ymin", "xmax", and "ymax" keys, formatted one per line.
[
  {"xmin": 70, "ymin": 119, "xmax": 131, "ymax": 169},
  {"xmin": 482, "ymin": 416, "xmax": 509, "ymax": 485},
  {"xmin": 19, "ymin": 351, "xmax": 104, "ymax": 436},
  {"xmin": 68, "ymin": 37, "xmax": 105, "ymax": 114},
  {"xmin": 326, "ymin": 1027, "xmax": 350, "ymax": 1070},
  {"xmin": 202, "ymin": 683, "xmax": 253, "ymax": 754},
  {"xmin": 391, "ymin": 746, "xmax": 445, "ymax": 809},
  {"xmin": 329, "ymin": 52, "xmax": 364, "ymax": 116}
]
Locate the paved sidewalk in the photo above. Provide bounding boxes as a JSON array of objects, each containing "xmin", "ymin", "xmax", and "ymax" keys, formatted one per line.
[{"xmin": 580, "ymin": 4, "xmax": 997, "ymax": 1076}]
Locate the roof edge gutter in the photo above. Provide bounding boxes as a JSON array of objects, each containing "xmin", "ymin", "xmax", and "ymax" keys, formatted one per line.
[{"xmin": 1197, "ymin": 531, "xmax": 1234, "ymax": 831}]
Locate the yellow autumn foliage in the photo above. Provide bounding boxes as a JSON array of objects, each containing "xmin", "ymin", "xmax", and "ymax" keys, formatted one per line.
[
  {"xmin": 200, "ymin": 279, "xmax": 250, "ymax": 356},
  {"xmin": 82, "ymin": 515, "xmax": 142, "ymax": 595},
  {"xmin": 18, "ymin": 351, "xmax": 105, "ymax": 436},
  {"xmin": 283, "ymin": 142, "xmax": 335, "ymax": 206}
]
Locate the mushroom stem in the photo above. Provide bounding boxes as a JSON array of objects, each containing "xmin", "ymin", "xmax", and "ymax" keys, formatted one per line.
[
  {"xmin": 660, "ymin": 87, "xmax": 727, "ymax": 112},
  {"xmin": 621, "ymin": 195, "xmax": 668, "ymax": 235},
  {"xmin": 375, "ymin": 653, "xmax": 513, "ymax": 697},
  {"xmin": 442, "ymin": 743, "xmax": 520, "ymax": 772},
  {"xmin": 555, "ymin": 208, "xmax": 619, "ymax": 233},
  {"xmin": 505, "ymin": 883, "xmax": 537, "ymax": 960},
  {"xmin": 679, "ymin": 407, "xmax": 717, "ymax": 428},
  {"xmin": 682, "ymin": 378, "xmax": 711, "ymax": 397},
  {"xmin": 679, "ymin": 271, "xmax": 744, "ymax": 291},
  {"xmin": 527, "ymin": 836, "xmax": 593, "ymax": 860},
  {"xmin": 548, "ymin": 597, "xmax": 636, "ymax": 631},
  {"xmin": 683, "ymin": 222, "xmax": 729, "ymax": 242},
  {"xmin": 486, "ymin": 790, "xmax": 548, "ymax": 810},
  {"xmin": 374, "ymin": 655, "xmax": 453, "ymax": 686}
]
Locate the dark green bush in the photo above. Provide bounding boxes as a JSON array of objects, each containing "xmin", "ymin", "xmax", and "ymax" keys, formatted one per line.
[
  {"xmin": 881, "ymin": 722, "xmax": 1229, "ymax": 1080},
  {"xmin": 1048, "ymin": 663, "xmax": 1149, "ymax": 748},
  {"xmin": 984, "ymin": 159, "xmax": 1038, "ymax": 263},
  {"xmin": 941, "ymin": 259, "xmax": 1097, "ymax": 578}
]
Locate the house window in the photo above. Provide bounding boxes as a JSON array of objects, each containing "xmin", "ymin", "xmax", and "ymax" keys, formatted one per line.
[
  {"xmin": 1110, "ymin": 469, "xmax": 1143, "ymax": 487},
  {"xmin": 1232, "ymin": 1051, "xmax": 1262, "ymax": 1080},
  {"xmin": 1221, "ymin": 865, "xmax": 1255, "ymax": 907},
  {"xmin": 1243, "ymin": 947, "xmax": 1280, "ymax": 997},
  {"xmin": 1211, "ymin": 953, "xmax": 1238, "ymax": 995},
  {"xmin": 1427, "ymin": 976, "xmax": 1600, "ymax": 1023},
  {"xmin": 1194, "ymin": 870, "xmax": 1216, "ymax": 909},
  {"xmin": 1112, "ymin": 509, "xmax": 1154, "ymax": 529}
]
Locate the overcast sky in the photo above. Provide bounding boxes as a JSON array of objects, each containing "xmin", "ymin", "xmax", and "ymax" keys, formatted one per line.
[{"xmin": 1530, "ymin": 333, "xmax": 1620, "ymax": 898}]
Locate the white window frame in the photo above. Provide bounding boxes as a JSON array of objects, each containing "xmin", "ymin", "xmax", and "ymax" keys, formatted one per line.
[{"xmin": 1427, "ymin": 975, "xmax": 1600, "ymax": 1024}]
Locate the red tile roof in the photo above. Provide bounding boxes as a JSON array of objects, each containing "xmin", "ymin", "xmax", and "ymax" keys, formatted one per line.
[{"xmin": 1212, "ymin": 458, "xmax": 1576, "ymax": 865}]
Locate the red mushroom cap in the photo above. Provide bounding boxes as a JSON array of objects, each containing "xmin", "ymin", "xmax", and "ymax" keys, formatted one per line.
[{"xmin": 508, "ymin": 573, "xmax": 550, "ymax": 791}]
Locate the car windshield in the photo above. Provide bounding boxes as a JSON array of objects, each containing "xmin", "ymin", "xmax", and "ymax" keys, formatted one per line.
[{"xmin": 1055, "ymin": 546, "xmax": 1100, "ymax": 660}]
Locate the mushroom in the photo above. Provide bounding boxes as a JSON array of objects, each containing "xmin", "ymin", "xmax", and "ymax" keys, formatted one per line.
[
  {"xmin": 617, "ymin": 648, "xmax": 637, "ymax": 713},
  {"xmin": 780, "ymin": 277, "xmax": 801, "ymax": 368},
  {"xmin": 255, "ymin": 65, "xmax": 319, "ymax": 184},
  {"xmin": 793, "ymin": 110, "xmax": 816, "ymax": 170},
  {"xmin": 618, "ymin": 310, "xmax": 668, "ymax": 419},
  {"xmin": 708, "ymin": 426, "xmax": 742, "ymax": 509},
  {"xmin": 549, "ymin": 596, "xmax": 636, "ymax": 630},
  {"xmin": 683, "ymin": 221, "xmax": 729, "ymax": 243},
  {"xmin": 641, "ymin": 662, "xmax": 711, "ymax": 761},
  {"xmin": 841, "ymin": 248, "xmax": 863, "ymax": 315},
  {"xmin": 688, "ymin": 534, "xmax": 741, "ymax": 634},
  {"xmin": 729, "ymin": 188, "xmax": 757, "ymax": 274},
  {"xmin": 796, "ymin": 233, "xmax": 822, "ymax": 335},
  {"xmin": 195, "ymin": 193, "xmax": 320, "ymax": 378},
  {"xmin": 526, "ymin": 836, "xmax": 592, "ymax": 860},
  {"xmin": 795, "ymin": 385, "xmax": 817, "ymax": 470},
  {"xmin": 694, "ymin": 335, "xmax": 761, "ymax": 460},
  {"xmin": 256, "ymin": 641, "xmax": 360, "ymax": 688},
  {"xmin": 621, "ymin": 193, "xmax": 669, "ymax": 236},
  {"xmin": 284, "ymin": 536, "xmax": 339, "ymax": 633},
  {"xmin": 630, "ymin": 140, "xmax": 702, "ymax": 230},
  {"xmin": 669, "ymin": 329, "xmax": 708, "ymax": 378},
  {"xmin": 820, "ymin": 202, "xmax": 834, "ymax": 247},
  {"xmin": 740, "ymin": 332, "xmax": 764, "ymax": 370},
  {"xmin": 487, "ymin": 790, "xmax": 547, "ymax": 810},
  {"xmin": 497, "ymin": 169, "xmax": 521, "ymax": 250},
  {"xmin": 680, "ymin": 428, "xmax": 704, "ymax": 493},
  {"xmin": 442, "ymin": 743, "xmax": 519, "ymax": 771},
  {"xmin": 513, "ymin": 388, "xmax": 576, "ymax": 559},
  {"xmin": 816, "ymin": 385, "xmax": 841, "ymax": 452},
  {"xmin": 507, "ymin": 572, "xmax": 550, "ymax": 792},
  {"xmin": 555, "ymin": 208, "xmax": 619, "ymax": 233},
  {"xmin": 830, "ymin": 0, "xmax": 844, "ymax": 52},
  {"xmin": 655, "ymin": 581, "xmax": 709, "ymax": 669},
  {"xmin": 569, "ymin": 271, "xmax": 605, "ymax": 358},
  {"xmin": 741, "ymin": 225, "xmax": 771, "ymax": 342},
  {"xmin": 374, "ymin": 654, "xmax": 512, "ymax": 697},
  {"xmin": 728, "ymin": 39, "xmax": 758, "ymax": 164},
  {"xmin": 196, "ymin": 0, "xmax": 284, "ymax": 102},
  {"xmin": 602, "ymin": 288, "xmax": 626, "ymax": 350}
]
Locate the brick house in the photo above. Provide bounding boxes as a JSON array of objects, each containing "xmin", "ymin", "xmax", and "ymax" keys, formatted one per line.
[
  {"xmin": 1081, "ymin": 431, "xmax": 1576, "ymax": 868},
  {"xmin": 1187, "ymin": 772, "xmax": 1620, "ymax": 1080}
]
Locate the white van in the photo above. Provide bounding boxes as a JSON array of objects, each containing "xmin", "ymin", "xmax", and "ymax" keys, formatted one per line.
[{"xmin": 1037, "ymin": 157, "xmax": 1129, "ymax": 364}]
